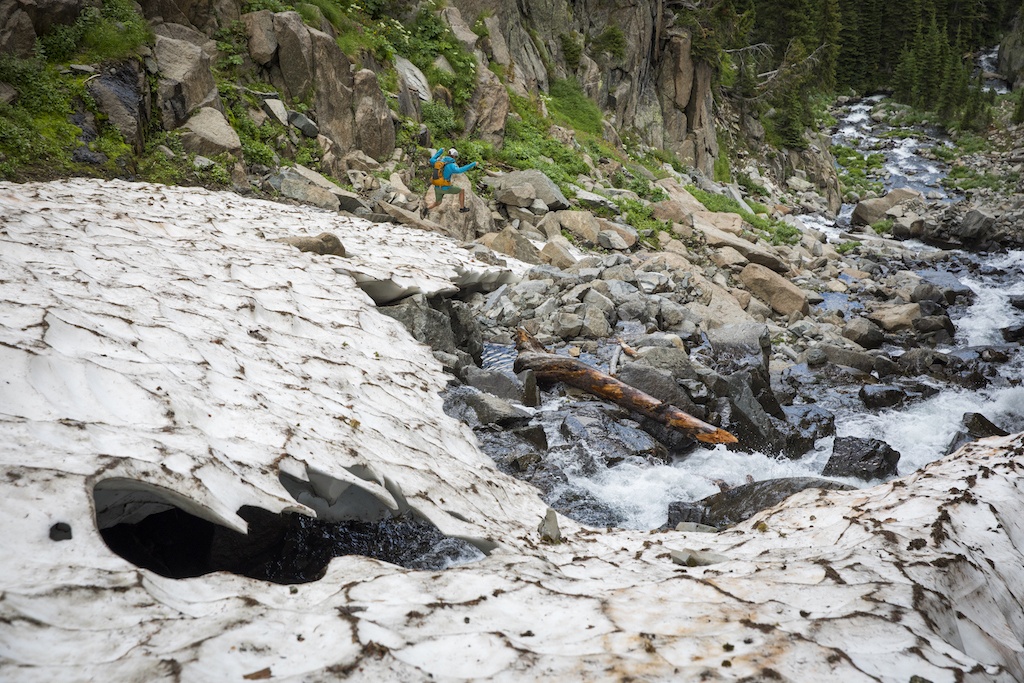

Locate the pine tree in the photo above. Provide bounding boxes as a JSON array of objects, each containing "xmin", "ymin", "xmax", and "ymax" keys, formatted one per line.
[{"xmin": 1014, "ymin": 91, "xmax": 1024, "ymax": 125}]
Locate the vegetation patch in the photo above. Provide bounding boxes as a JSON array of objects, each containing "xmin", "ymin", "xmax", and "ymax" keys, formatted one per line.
[
  {"xmin": 831, "ymin": 144, "xmax": 884, "ymax": 197},
  {"xmin": 871, "ymin": 218, "xmax": 893, "ymax": 235},
  {"xmin": 547, "ymin": 78, "xmax": 602, "ymax": 137},
  {"xmin": 37, "ymin": 0, "xmax": 150, "ymax": 63},
  {"xmin": 687, "ymin": 184, "xmax": 799, "ymax": 245}
]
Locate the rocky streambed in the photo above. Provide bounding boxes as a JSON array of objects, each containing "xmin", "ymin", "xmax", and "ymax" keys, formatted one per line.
[{"xmin": 421, "ymin": 98, "xmax": 1024, "ymax": 531}]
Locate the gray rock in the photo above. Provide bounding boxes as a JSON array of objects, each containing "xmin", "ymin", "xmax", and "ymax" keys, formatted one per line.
[
  {"xmin": 380, "ymin": 294, "xmax": 457, "ymax": 355},
  {"xmin": 273, "ymin": 12, "xmax": 314, "ymax": 101},
  {"xmin": 353, "ymin": 69, "xmax": 396, "ymax": 162},
  {"xmin": 261, "ymin": 98, "xmax": 289, "ymax": 126},
  {"xmin": 180, "ymin": 107, "xmax": 241, "ymax": 156},
  {"xmin": 496, "ymin": 185, "xmax": 537, "ymax": 208},
  {"xmin": 616, "ymin": 363, "xmax": 701, "ymax": 416},
  {"xmin": 394, "ymin": 55, "xmax": 431, "ymax": 101},
  {"xmin": 85, "ymin": 62, "xmax": 146, "ymax": 152},
  {"xmin": 243, "ymin": 10, "xmax": 278, "ymax": 65},
  {"xmin": 579, "ymin": 305, "xmax": 612, "ymax": 338},
  {"xmin": 288, "ymin": 110, "xmax": 319, "ymax": 137},
  {"xmin": 154, "ymin": 35, "xmax": 220, "ymax": 130},
  {"xmin": 842, "ymin": 317, "xmax": 885, "ymax": 350},
  {"xmin": 944, "ymin": 412, "xmax": 1010, "ymax": 454},
  {"xmin": 858, "ymin": 384, "xmax": 906, "ymax": 409},
  {"xmin": 598, "ymin": 230, "xmax": 630, "ymax": 250},
  {"xmin": 482, "ymin": 170, "xmax": 570, "ymax": 210},
  {"xmin": 670, "ymin": 477, "xmax": 855, "ymax": 529},
  {"xmin": 823, "ymin": 437, "xmax": 901, "ymax": 480},
  {"xmin": 463, "ymin": 366, "xmax": 525, "ymax": 404},
  {"xmin": 817, "ymin": 344, "xmax": 876, "ymax": 373}
]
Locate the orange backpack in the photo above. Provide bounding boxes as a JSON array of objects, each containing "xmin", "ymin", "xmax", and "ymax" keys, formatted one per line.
[{"xmin": 430, "ymin": 158, "xmax": 451, "ymax": 187}]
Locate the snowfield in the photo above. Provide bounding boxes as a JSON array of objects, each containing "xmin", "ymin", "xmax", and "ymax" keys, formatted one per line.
[{"xmin": 2, "ymin": 178, "xmax": 1023, "ymax": 682}]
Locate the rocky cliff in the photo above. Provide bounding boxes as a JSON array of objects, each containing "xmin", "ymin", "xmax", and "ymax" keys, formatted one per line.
[{"xmin": 998, "ymin": 8, "xmax": 1024, "ymax": 90}]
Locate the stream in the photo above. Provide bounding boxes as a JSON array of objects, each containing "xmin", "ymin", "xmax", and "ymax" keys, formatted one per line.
[{"xmin": 484, "ymin": 96, "xmax": 1024, "ymax": 530}]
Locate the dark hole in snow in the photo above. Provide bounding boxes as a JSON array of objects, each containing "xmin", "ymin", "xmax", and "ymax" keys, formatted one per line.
[
  {"xmin": 94, "ymin": 481, "xmax": 483, "ymax": 584},
  {"xmin": 49, "ymin": 522, "xmax": 72, "ymax": 541}
]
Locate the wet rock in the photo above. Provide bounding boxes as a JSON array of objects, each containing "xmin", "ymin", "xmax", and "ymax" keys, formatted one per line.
[
  {"xmin": 715, "ymin": 374, "xmax": 786, "ymax": 455},
  {"xmin": 944, "ymin": 413, "xmax": 1010, "ymax": 454},
  {"xmin": 817, "ymin": 344, "xmax": 875, "ymax": 374},
  {"xmin": 444, "ymin": 386, "xmax": 529, "ymax": 427},
  {"xmin": 462, "ymin": 366, "xmax": 525, "ymax": 404},
  {"xmin": 669, "ymin": 478, "xmax": 855, "ymax": 529},
  {"xmin": 1001, "ymin": 324, "xmax": 1024, "ymax": 343},
  {"xmin": 1009, "ymin": 295, "xmax": 1024, "ymax": 312},
  {"xmin": 823, "ymin": 437, "xmax": 900, "ymax": 480},
  {"xmin": 842, "ymin": 317, "xmax": 885, "ymax": 349},
  {"xmin": 780, "ymin": 404, "xmax": 836, "ymax": 458},
  {"xmin": 615, "ymin": 363, "xmax": 701, "ymax": 417},
  {"xmin": 858, "ymin": 384, "xmax": 906, "ymax": 409}
]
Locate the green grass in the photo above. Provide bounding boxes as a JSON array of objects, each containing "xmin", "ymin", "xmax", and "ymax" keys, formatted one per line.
[
  {"xmin": 547, "ymin": 78, "xmax": 602, "ymax": 137},
  {"xmin": 836, "ymin": 240, "xmax": 861, "ymax": 254},
  {"xmin": 687, "ymin": 184, "xmax": 800, "ymax": 245},
  {"xmin": 942, "ymin": 165, "xmax": 1005, "ymax": 192},
  {"xmin": 38, "ymin": 0, "xmax": 150, "ymax": 63},
  {"xmin": 871, "ymin": 218, "xmax": 894, "ymax": 234},
  {"xmin": 831, "ymin": 144, "xmax": 885, "ymax": 197},
  {"xmin": 616, "ymin": 198, "xmax": 671, "ymax": 245}
]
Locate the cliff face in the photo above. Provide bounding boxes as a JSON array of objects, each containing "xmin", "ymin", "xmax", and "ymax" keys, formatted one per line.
[
  {"xmin": 999, "ymin": 9, "xmax": 1024, "ymax": 90},
  {"xmin": 449, "ymin": 0, "xmax": 718, "ymax": 175}
]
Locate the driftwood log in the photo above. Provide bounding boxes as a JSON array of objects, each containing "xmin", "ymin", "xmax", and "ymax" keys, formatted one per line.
[{"xmin": 513, "ymin": 329, "xmax": 737, "ymax": 445}]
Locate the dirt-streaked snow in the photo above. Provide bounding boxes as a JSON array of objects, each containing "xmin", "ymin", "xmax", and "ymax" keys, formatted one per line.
[{"xmin": 2, "ymin": 179, "xmax": 1023, "ymax": 682}]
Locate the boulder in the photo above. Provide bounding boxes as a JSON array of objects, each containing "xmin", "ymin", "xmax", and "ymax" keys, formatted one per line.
[
  {"xmin": 273, "ymin": 12, "xmax": 314, "ymax": 101},
  {"xmin": 394, "ymin": 55, "xmax": 430, "ymax": 101},
  {"xmin": 540, "ymin": 237, "xmax": 577, "ymax": 269},
  {"xmin": 654, "ymin": 178, "xmax": 707, "ymax": 216},
  {"xmin": 85, "ymin": 61, "xmax": 147, "ymax": 153},
  {"xmin": 462, "ymin": 366, "xmax": 526, "ymax": 404},
  {"xmin": 275, "ymin": 232, "xmax": 345, "ymax": 256},
  {"xmin": 243, "ymin": 10, "xmax": 278, "ymax": 65},
  {"xmin": 482, "ymin": 227, "xmax": 542, "ymax": 265},
  {"xmin": 851, "ymin": 188, "xmax": 922, "ymax": 226},
  {"xmin": 868, "ymin": 303, "xmax": 921, "ymax": 332},
  {"xmin": 597, "ymin": 218, "xmax": 638, "ymax": 248},
  {"xmin": 823, "ymin": 437, "xmax": 901, "ymax": 481},
  {"xmin": 482, "ymin": 170, "xmax": 569, "ymax": 210},
  {"xmin": 693, "ymin": 215, "xmax": 786, "ymax": 272},
  {"xmin": 669, "ymin": 477, "xmax": 854, "ymax": 529},
  {"xmin": 954, "ymin": 208, "xmax": 998, "ymax": 247},
  {"xmin": 616, "ymin": 363, "xmax": 701, "ymax": 417},
  {"xmin": 739, "ymin": 263, "xmax": 809, "ymax": 317},
  {"xmin": 842, "ymin": 317, "xmax": 885, "ymax": 349},
  {"xmin": 180, "ymin": 108, "xmax": 241, "ymax": 157},
  {"xmin": 556, "ymin": 210, "xmax": 601, "ymax": 244},
  {"xmin": 464, "ymin": 66, "xmax": 509, "ymax": 148},
  {"xmin": 858, "ymin": 384, "xmax": 906, "ymax": 409},
  {"xmin": 353, "ymin": 69, "xmax": 395, "ymax": 162},
  {"xmin": 944, "ymin": 412, "xmax": 1010, "ymax": 454},
  {"xmin": 781, "ymin": 404, "xmax": 836, "ymax": 458},
  {"xmin": 288, "ymin": 110, "xmax": 319, "ymax": 138},
  {"xmin": 309, "ymin": 28, "xmax": 355, "ymax": 157},
  {"xmin": 154, "ymin": 35, "xmax": 220, "ymax": 130},
  {"xmin": 261, "ymin": 98, "xmax": 289, "ymax": 126},
  {"xmin": 816, "ymin": 344, "xmax": 876, "ymax": 373},
  {"xmin": 495, "ymin": 185, "xmax": 537, "ymax": 208}
]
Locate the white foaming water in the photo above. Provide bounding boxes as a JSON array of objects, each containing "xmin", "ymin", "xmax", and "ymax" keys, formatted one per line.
[
  {"xmin": 956, "ymin": 250, "xmax": 1024, "ymax": 346},
  {"xmin": 573, "ymin": 445, "xmax": 845, "ymax": 530}
]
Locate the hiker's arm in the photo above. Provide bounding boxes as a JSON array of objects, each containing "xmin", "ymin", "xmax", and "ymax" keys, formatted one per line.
[
  {"xmin": 453, "ymin": 161, "xmax": 477, "ymax": 174},
  {"xmin": 429, "ymin": 148, "xmax": 443, "ymax": 164}
]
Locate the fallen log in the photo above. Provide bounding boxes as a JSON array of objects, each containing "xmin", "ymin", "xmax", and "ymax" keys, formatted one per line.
[{"xmin": 513, "ymin": 329, "xmax": 737, "ymax": 445}]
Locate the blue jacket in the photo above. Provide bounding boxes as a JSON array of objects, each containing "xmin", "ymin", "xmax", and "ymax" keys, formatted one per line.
[{"xmin": 430, "ymin": 148, "xmax": 477, "ymax": 182}]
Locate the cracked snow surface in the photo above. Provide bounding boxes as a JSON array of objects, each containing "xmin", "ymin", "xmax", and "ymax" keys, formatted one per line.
[{"xmin": 2, "ymin": 179, "xmax": 1024, "ymax": 682}]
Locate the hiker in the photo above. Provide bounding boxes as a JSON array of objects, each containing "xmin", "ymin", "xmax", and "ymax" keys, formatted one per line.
[{"xmin": 426, "ymin": 147, "xmax": 477, "ymax": 213}]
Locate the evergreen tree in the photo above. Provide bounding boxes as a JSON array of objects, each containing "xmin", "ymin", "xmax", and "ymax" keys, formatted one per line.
[{"xmin": 1014, "ymin": 91, "xmax": 1024, "ymax": 125}]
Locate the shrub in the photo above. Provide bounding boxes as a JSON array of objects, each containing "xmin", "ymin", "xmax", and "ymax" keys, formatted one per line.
[
  {"xmin": 421, "ymin": 100, "xmax": 461, "ymax": 138},
  {"xmin": 687, "ymin": 184, "xmax": 799, "ymax": 245},
  {"xmin": 871, "ymin": 218, "xmax": 893, "ymax": 234},
  {"xmin": 560, "ymin": 33, "xmax": 582, "ymax": 71},
  {"xmin": 590, "ymin": 26, "xmax": 626, "ymax": 60},
  {"xmin": 38, "ymin": 0, "xmax": 150, "ymax": 63},
  {"xmin": 836, "ymin": 240, "xmax": 861, "ymax": 254}
]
